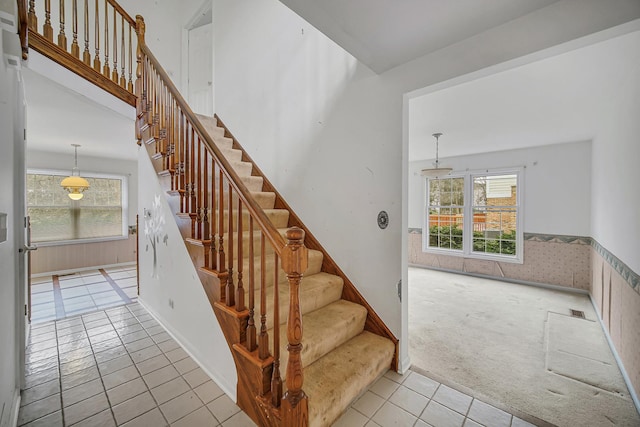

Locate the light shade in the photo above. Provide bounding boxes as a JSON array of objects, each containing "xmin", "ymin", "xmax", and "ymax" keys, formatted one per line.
[
  {"xmin": 60, "ymin": 144, "xmax": 90, "ymax": 200},
  {"xmin": 420, "ymin": 167, "xmax": 453, "ymax": 178},
  {"xmin": 67, "ymin": 190, "xmax": 85, "ymax": 201}
]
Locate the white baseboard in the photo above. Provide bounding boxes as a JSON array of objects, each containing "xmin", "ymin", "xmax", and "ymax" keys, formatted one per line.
[
  {"xmin": 398, "ymin": 356, "xmax": 412, "ymax": 375},
  {"xmin": 136, "ymin": 298, "xmax": 236, "ymax": 401},
  {"xmin": 3, "ymin": 389, "xmax": 20, "ymax": 427},
  {"xmin": 589, "ymin": 295, "xmax": 640, "ymax": 414},
  {"xmin": 31, "ymin": 262, "xmax": 136, "ymax": 278}
]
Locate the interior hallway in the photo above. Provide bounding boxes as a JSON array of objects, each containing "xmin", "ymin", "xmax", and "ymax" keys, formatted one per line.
[{"xmin": 408, "ymin": 267, "xmax": 640, "ymax": 427}]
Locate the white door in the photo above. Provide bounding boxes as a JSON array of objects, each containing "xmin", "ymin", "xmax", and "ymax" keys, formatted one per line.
[{"xmin": 188, "ymin": 23, "xmax": 213, "ymax": 116}]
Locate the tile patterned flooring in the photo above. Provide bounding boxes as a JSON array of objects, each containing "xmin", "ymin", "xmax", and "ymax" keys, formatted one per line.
[
  {"xmin": 31, "ymin": 266, "xmax": 138, "ymax": 324},
  {"xmin": 22, "ymin": 267, "xmax": 537, "ymax": 426}
]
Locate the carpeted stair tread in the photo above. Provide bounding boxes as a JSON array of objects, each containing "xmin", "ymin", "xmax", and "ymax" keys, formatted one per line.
[
  {"xmin": 273, "ymin": 300, "xmax": 367, "ymax": 380},
  {"xmin": 305, "ymin": 331, "xmax": 395, "ymax": 427},
  {"xmin": 233, "ymin": 249, "xmax": 324, "ymax": 294},
  {"xmin": 248, "ymin": 272, "xmax": 344, "ymax": 330},
  {"xmin": 217, "ymin": 208, "xmax": 289, "ymax": 232}
]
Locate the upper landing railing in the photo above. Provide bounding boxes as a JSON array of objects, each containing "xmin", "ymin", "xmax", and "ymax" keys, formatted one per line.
[{"xmin": 19, "ymin": 0, "xmax": 136, "ymax": 106}]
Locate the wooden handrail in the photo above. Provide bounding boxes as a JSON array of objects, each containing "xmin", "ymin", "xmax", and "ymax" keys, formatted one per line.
[
  {"xmin": 106, "ymin": 0, "xmax": 134, "ymax": 26},
  {"xmin": 137, "ymin": 32, "xmax": 286, "ymax": 254}
]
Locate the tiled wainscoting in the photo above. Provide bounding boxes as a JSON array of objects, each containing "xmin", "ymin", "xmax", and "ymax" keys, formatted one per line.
[
  {"xmin": 591, "ymin": 246, "xmax": 640, "ymax": 399},
  {"xmin": 31, "ymin": 236, "xmax": 137, "ymax": 275},
  {"xmin": 408, "ymin": 230, "xmax": 591, "ymax": 290}
]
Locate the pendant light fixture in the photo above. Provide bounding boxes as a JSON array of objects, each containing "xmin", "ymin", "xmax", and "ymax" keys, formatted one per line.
[
  {"xmin": 421, "ymin": 132, "xmax": 452, "ymax": 178},
  {"xmin": 60, "ymin": 144, "xmax": 90, "ymax": 200}
]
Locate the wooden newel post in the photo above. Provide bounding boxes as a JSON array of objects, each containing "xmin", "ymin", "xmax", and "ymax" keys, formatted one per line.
[
  {"xmin": 281, "ymin": 227, "xmax": 309, "ymax": 426},
  {"xmin": 135, "ymin": 15, "xmax": 145, "ymax": 146}
]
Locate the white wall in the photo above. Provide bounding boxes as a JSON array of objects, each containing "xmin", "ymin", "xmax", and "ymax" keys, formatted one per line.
[
  {"xmin": 27, "ymin": 150, "xmax": 139, "ymax": 226},
  {"xmin": 137, "ymin": 150, "xmax": 237, "ymax": 397},
  {"xmin": 0, "ymin": 27, "xmax": 24, "ymax": 427},
  {"xmin": 590, "ymin": 31, "xmax": 640, "ymax": 274},
  {"xmin": 118, "ymin": 0, "xmax": 207, "ymax": 95},
  {"xmin": 214, "ymin": 0, "xmax": 404, "ymax": 343},
  {"xmin": 408, "ymin": 141, "xmax": 592, "ymax": 236},
  {"xmin": 212, "ymin": 0, "xmax": 640, "ymax": 372}
]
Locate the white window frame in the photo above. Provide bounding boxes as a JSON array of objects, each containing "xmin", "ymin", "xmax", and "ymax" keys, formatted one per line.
[
  {"xmin": 423, "ymin": 167, "xmax": 524, "ymax": 264},
  {"xmin": 27, "ymin": 168, "xmax": 129, "ymax": 246}
]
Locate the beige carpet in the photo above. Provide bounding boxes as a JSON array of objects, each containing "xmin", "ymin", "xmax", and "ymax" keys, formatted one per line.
[{"xmin": 408, "ymin": 267, "xmax": 640, "ymax": 427}]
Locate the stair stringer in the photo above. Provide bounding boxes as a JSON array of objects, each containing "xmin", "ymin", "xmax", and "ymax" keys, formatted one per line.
[
  {"xmin": 141, "ymin": 124, "xmax": 284, "ymax": 426},
  {"xmin": 213, "ymin": 114, "xmax": 400, "ymax": 370}
]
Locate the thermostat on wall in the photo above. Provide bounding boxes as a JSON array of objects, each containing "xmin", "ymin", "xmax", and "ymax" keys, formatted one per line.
[{"xmin": 0, "ymin": 213, "xmax": 6, "ymax": 243}]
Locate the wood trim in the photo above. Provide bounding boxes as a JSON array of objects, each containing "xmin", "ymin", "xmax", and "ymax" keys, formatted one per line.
[
  {"xmin": 214, "ymin": 115, "xmax": 400, "ymax": 370},
  {"xmin": 106, "ymin": 0, "xmax": 135, "ymax": 26},
  {"xmin": 28, "ymin": 30, "xmax": 136, "ymax": 106}
]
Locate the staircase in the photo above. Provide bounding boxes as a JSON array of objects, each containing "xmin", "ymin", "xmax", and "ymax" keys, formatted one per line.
[{"xmin": 18, "ymin": 2, "xmax": 398, "ymax": 425}]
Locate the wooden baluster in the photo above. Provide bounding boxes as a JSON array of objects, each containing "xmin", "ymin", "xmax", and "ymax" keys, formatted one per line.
[
  {"xmin": 235, "ymin": 201, "xmax": 245, "ymax": 311},
  {"xmin": 57, "ymin": 0, "xmax": 67, "ymax": 50},
  {"xmin": 120, "ymin": 16, "xmax": 126, "ymax": 87},
  {"xmin": 28, "ymin": 0, "xmax": 37, "ymax": 31},
  {"xmin": 103, "ymin": 0, "xmax": 110, "ymax": 77},
  {"xmin": 226, "ymin": 183, "xmax": 235, "ymax": 307},
  {"xmin": 190, "ymin": 127, "xmax": 196, "ymax": 215},
  {"xmin": 82, "ymin": 0, "xmax": 90, "ymax": 64},
  {"xmin": 210, "ymin": 161, "xmax": 216, "ymax": 271},
  {"xmin": 93, "ymin": 0, "xmax": 100, "ymax": 71},
  {"xmin": 246, "ymin": 217, "xmax": 257, "ymax": 351},
  {"xmin": 112, "ymin": 6, "xmax": 118, "ymax": 83},
  {"xmin": 182, "ymin": 121, "xmax": 190, "ymax": 214},
  {"xmin": 160, "ymin": 85, "xmax": 167, "ymax": 158},
  {"xmin": 178, "ymin": 113, "xmax": 185, "ymax": 213},
  {"xmin": 135, "ymin": 15, "xmax": 145, "ymax": 102},
  {"xmin": 127, "ymin": 24, "xmax": 133, "ymax": 92},
  {"xmin": 17, "ymin": 0, "xmax": 28, "ymax": 59},
  {"xmin": 258, "ymin": 234, "xmax": 269, "ymax": 359},
  {"xmin": 196, "ymin": 136, "xmax": 202, "ymax": 240},
  {"xmin": 217, "ymin": 168, "xmax": 225, "ymax": 274},
  {"xmin": 172, "ymin": 100, "xmax": 179, "ymax": 190},
  {"xmin": 202, "ymin": 149, "xmax": 209, "ymax": 244},
  {"xmin": 271, "ymin": 251, "xmax": 282, "ymax": 408},
  {"xmin": 43, "ymin": 0, "xmax": 53, "ymax": 41},
  {"xmin": 281, "ymin": 227, "xmax": 309, "ymax": 425},
  {"xmin": 70, "ymin": 0, "xmax": 79, "ymax": 57}
]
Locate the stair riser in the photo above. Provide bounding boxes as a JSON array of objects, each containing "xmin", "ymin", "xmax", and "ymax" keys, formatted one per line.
[
  {"xmin": 218, "ymin": 209, "xmax": 289, "ymax": 233},
  {"xmin": 238, "ymin": 275, "xmax": 344, "ymax": 333},
  {"xmin": 273, "ymin": 301, "xmax": 368, "ymax": 379}
]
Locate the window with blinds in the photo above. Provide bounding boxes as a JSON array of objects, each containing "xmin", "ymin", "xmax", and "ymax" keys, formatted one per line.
[{"xmin": 27, "ymin": 171, "xmax": 127, "ymax": 243}]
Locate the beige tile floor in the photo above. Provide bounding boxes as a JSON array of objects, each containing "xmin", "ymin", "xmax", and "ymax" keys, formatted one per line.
[{"xmin": 20, "ymin": 301, "xmax": 535, "ymax": 426}]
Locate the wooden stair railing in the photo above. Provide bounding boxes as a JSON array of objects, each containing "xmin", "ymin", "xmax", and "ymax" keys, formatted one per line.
[
  {"xmin": 17, "ymin": 0, "xmax": 136, "ymax": 106},
  {"xmin": 134, "ymin": 16, "xmax": 310, "ymax": 425}
]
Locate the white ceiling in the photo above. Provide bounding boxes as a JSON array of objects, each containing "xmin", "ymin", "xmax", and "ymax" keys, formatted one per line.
[
  {"xmin": 279, "ymin": 0, "xmax": 559, "ymax": 73},
  {"xmin": 408, "ymin": 29, "xmax": 640, "ymax": 162},
  {"xmin": 22, "ymin": 61, "xmax": 137, "ymax": 161}
]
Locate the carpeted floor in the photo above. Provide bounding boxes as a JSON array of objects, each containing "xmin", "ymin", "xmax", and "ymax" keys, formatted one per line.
[{"xmin": 408, "ymin": 267, "xmax": 640, "ymax": 427}]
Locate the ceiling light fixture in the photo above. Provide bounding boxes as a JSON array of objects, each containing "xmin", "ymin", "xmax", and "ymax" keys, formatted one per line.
[
  {"xmin": 60, "ymin": 144, "xmax": 90, "ymax": 200},
  {"xmin": 421, "ymin": 132, "xmax": 452, "ymax": 178}
]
